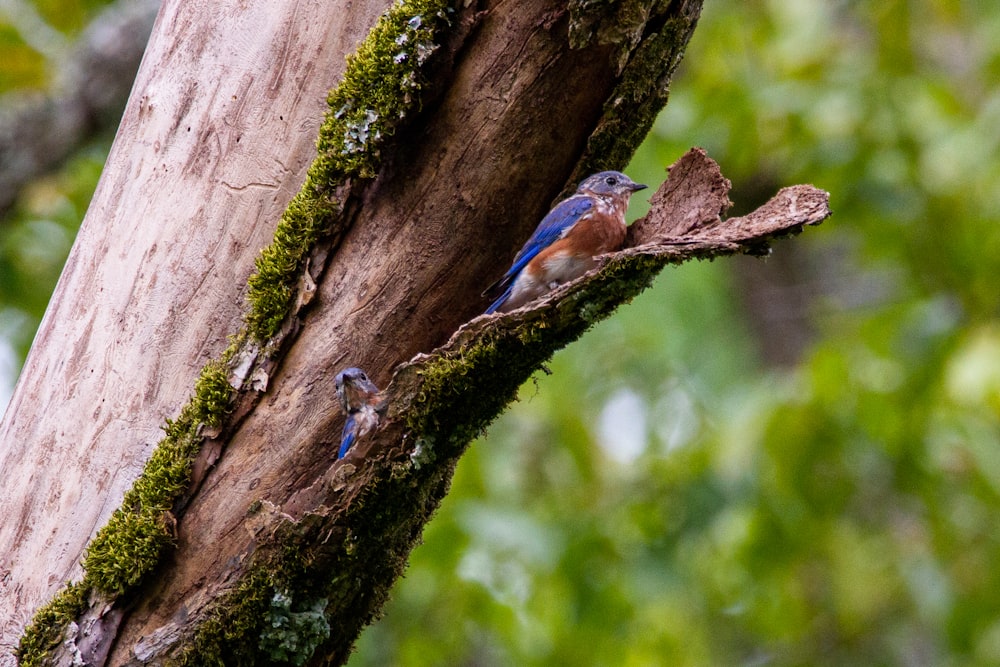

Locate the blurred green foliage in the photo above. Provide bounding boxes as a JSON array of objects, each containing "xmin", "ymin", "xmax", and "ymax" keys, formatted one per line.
[
  {"xmin": 3, "ymin": 0, "xmax": 1000, "ymax": 664},
  {"xmin": 0, "ymin": 23, "xmax": 47, "ymax": 91},
  {"xmin": 0, "ymin": 0, "xmax": 109, "ymax": 91},
  {"xmin": 0, "ymin": 0, "xmax": 112, "ymax": 374},
  {"xmin": 0, "ymin": 146, "xmax": 106, "ymax": 356}
]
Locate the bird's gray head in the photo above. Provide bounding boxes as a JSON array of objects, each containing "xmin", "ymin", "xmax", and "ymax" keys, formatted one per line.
[
  {"xmin": 335, "ymin": 367, "xmax": 378, "ymax": 412},
  {"xmin": 334, "ymin": 367, "xmax": 369, "ymax": 390},
  {"xmin": 577, "ymin": 171, "xmax": 648, "ymax": 198}
]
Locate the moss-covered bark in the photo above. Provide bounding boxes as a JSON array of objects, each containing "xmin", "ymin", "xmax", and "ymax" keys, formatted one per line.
[
  {"xmin": 16, "ymin": 0, "xmax": 464, "ymax": 662},
  {"xmin": 246, "ymin": 0, "xmax": 455, "ymax": 340}
]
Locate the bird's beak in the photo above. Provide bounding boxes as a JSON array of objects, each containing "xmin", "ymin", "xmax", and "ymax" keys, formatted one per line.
[{"xmin": 630, "ymin": 182, "xmax": 648, "ymax": 192}]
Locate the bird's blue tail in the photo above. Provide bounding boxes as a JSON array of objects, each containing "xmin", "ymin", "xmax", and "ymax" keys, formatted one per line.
[
  {"xmin": 337, "ymin": 418, "xmax": 356, "ymax": 459},
  {"xmin": 485, "ymin": 285, "xmax": 514, "ymax": 314}
]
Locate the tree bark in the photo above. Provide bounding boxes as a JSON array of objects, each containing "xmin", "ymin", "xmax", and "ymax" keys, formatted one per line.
[
  {"xmin": 0, "ymin": 0, "xmax": 825, "ymax": 665},
  {"xmin": 1, "ymin": 0, "xmax": 392, "ymax": 661}
]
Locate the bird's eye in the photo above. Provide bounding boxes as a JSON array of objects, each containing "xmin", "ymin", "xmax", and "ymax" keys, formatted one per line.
[
  {"xmin": 605, "ymin": 176, "xmax": 617, "ymax": 186},
  {"xmin": 359, "ymin": 372, "xmax": 368, "ymax": 381}
]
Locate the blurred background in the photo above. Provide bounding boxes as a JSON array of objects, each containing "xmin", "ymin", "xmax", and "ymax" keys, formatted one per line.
[{"xmin": 2, "ymin": 0, "xmax": 999, "ymax": 665}]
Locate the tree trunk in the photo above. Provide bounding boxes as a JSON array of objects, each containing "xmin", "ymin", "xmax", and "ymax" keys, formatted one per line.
[
  {"xmin": 0, "ymin": 0, "xmax": 398, "ymax": 661},
  {"xmin": 0, "ymin": 0, "xmax": 822, "ymax": 664}
]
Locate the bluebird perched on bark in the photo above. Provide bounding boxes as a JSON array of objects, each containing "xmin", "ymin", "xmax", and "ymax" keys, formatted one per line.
[
  {"xmin": 334, "ymin": 367, "xmax": 385, "ymax": 459},
  {"xmin": 483, "ymin": 171, "xmax": 647, "ymax": 314}
]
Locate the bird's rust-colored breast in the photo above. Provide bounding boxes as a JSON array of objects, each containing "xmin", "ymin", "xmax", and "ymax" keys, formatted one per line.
[
  {"xmin": 566, "ymin": 206, "xmax": 627, "ymax": 256},
  {"xmin": 526, "ymin": 204, "xmax": 627, "ymax": 285}
]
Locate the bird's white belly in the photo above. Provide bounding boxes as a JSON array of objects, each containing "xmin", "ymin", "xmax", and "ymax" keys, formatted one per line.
[
  {"xmin": 506, "ymin": 250, "xmax": 592, "ymax": 307},
  {"xmin": 539, "ymin": 251, "xmax": 591, "ymax": 287},
  {"xmin": 355, "ymin": 405, "xmax": 380, "ymax": 436}
]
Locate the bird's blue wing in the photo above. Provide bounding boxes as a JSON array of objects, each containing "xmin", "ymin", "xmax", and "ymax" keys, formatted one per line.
[
  {"xmin": 484, "ymin": 196, "xmax": 593, "ymax": 311},
  {"xmin": 504, "ymin": 196, "xmax": 593, "ymax": 282},
  {"xmin": 338, "ymin": 416, "xmax": 357, "ymax": 459}
]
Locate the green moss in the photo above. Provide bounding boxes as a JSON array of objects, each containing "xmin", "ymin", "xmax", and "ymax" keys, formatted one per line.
[
  {"xmin": 83, "ymin": 360, "xmax": 234, "ymax": 596},
  {"xmin": 17, "ymin": 358, "xmax": 235, "ymax": 661},
  {"xmin": 173, "ymin": 514, "xmax": 331, "ymax": 665},
  {"xmin": 245, "ymin": 0, "xmax": 454, "ymax": 342},
  {"xmin": 565, "ymin": 1, "xmax": 702, "ymax": 183},
  {"xmin": 190, "ymin": 360, "xmax": 234, "ymax": 428},
  {"xmin": 320, "ymin": 0, "xmax": 453, "ymax": 178},
  {"xmin": 258, "ymin": 592, "xmax": 331, "ymax": 666},
  {"xmin": 173, "ymin": 567, "xmax": 274, "ymax": 667},
  {"xmin": 581, "ymin": 17, "xmax": 696, "ymax": 174},
  {"xmin": 15, "ymin": 581, "xmax": 88, "ymax": 666},
  {"xmin": 245, "ymin": 192, "xmax": 339, "ymax": 340},
  {"xmin": 397, "ymin": 253, "xmax": 669, "ymax": 459},
  {"xmin": 567, "ymin": 0, "xmax": 657, "ymax": 60}
]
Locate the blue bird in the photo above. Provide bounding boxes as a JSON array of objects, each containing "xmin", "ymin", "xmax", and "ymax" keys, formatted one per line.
[
  {"xmin": 484, "ymin": 171, "xmax": 647, "ymax": 313},
  {"xmin": 334, "ymin": 367, "xmax": 385, "ymax": 459}
]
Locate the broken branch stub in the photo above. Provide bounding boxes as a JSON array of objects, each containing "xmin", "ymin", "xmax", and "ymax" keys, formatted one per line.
[{"xmin": 385, "ymin": 147, "xmax": 830, "ymax": 458}]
